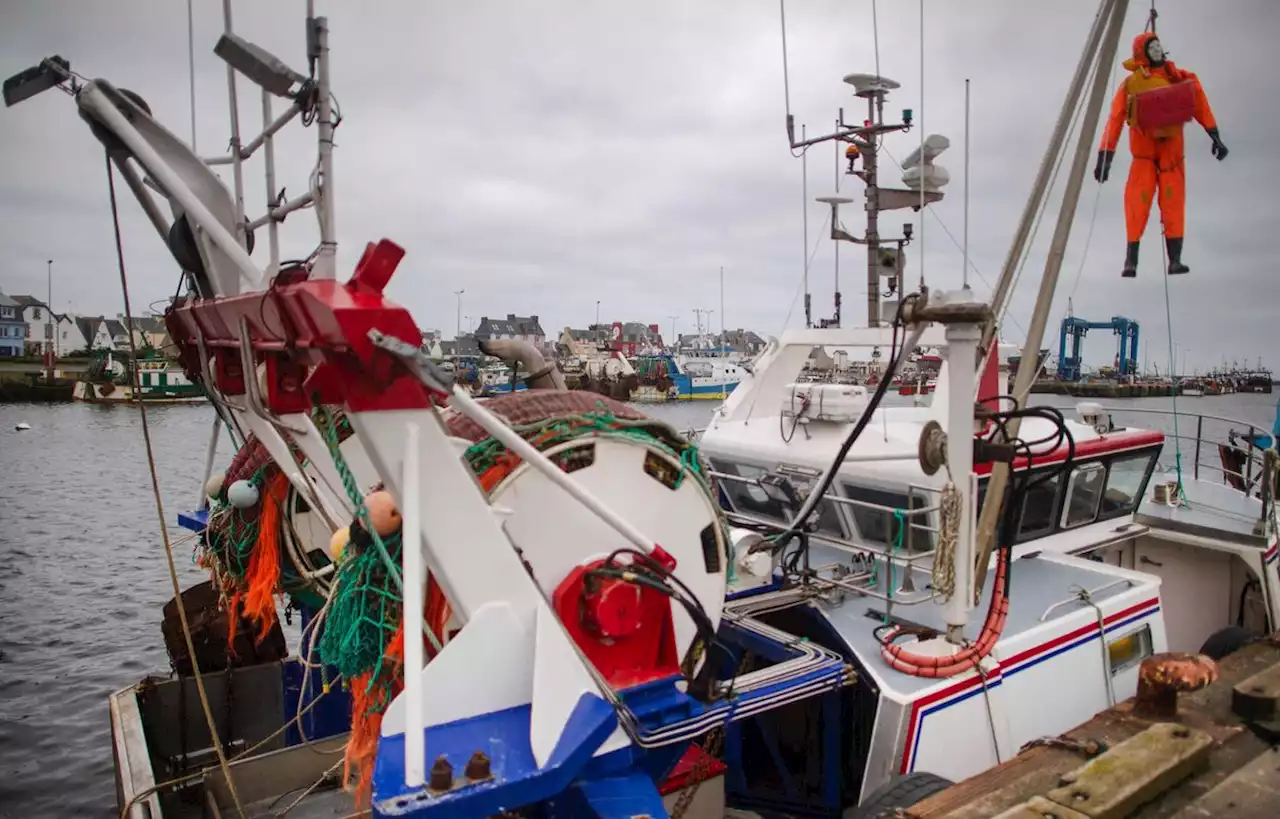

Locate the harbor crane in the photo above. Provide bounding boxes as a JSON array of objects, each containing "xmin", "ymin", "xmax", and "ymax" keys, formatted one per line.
[{"xmin": 1057, "ymin": 313, "xmax": 1140, "ymax": 381}]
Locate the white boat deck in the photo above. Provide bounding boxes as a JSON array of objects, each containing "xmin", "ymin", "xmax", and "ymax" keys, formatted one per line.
[
  {"xmin": 805, "ymin": 543, "xmax": 1154, "ymax": 696},
  {"xmin": 1137, "ymin": 475, "xmax": 1266, "ymax": 547}
]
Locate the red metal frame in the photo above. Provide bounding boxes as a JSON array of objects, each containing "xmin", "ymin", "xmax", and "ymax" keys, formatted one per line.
[
  {"xmin": 164, "ymin": 239, "xmax": 444, "ymax": 413},
  {"xmin": 552, "ymin": 560, "xmax": 680, "ymax": 690}
]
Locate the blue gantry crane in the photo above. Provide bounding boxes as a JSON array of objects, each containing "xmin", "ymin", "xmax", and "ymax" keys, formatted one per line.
[{"xmin": 1057, "ymin": 315, "xmax": 1140, "ymax": 381}]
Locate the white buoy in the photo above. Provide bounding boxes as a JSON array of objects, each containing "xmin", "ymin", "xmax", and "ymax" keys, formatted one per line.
[
  {"xmin": 14, "ymin": 422, "xmax": 31, "ymax": 431},
  {"xmin": 227, "ymin": 479, "xmax": 260, "ymax": 508},
  {"xmin": 205, "ymin": 472, "xmax": 226, "ymax": 501}
]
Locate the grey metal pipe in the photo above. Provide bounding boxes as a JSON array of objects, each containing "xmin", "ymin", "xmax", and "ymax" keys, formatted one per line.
[
  {"xmin": 975, "ymin": 0, "xmax": 1130, "ymax": 593},
  {"xmin": 987, "ymin": 0, "xmax": 1114, "ymax": 322},
  {"xmin": 476, "ymin": 339, "xmax": 566, "ymax": 390}
]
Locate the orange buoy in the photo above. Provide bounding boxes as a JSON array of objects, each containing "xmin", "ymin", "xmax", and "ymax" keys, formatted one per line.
[
  {"xmin": 364, "ymin": 490, "xmax": 402, "ymax": 536},
  {"xmin": 329, "ymin": 526, "xmax": 351, "ymax": 560}
]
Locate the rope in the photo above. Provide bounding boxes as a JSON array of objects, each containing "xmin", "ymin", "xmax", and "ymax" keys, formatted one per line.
[
  {"xmin": 1074, "ymin": 586, "xmax": 1116, "ymax": 707},
  {"xmin": 105, "ymin": 152, "xmax": 247, "ymax": 819},
  {"xmin": 314, "ymin": 404, "xmax": 404, "ymax": 592},
  {"xmin": 933, "ymin": 482, "xmax": 960, "ymax": 598},
  {"xmin": 883, "ymin": 508, "xmax": 906, "ymax": 624},
  {"xmin": 1159, "ymin": 231, "xmax": 1187, "ymax": 502}
]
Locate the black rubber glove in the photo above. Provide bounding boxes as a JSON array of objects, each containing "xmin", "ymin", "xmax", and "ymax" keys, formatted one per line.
[
  {"xmin": 1093, "ymin": 150, "xmax": 1115, "ymax": 182},
  {"xmin": 1208, "ymin": 128, "xmax": 1228, "ymax": 160}
]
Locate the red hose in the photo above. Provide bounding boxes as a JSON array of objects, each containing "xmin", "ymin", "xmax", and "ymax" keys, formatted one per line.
[{"xmin": 878, "ymin": 554, "xmax": 1010, "ymax": 678}]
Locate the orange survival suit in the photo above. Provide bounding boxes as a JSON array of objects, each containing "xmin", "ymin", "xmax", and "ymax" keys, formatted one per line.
[{"xmin": 1094, "ymin": 31, "xmax": 1227, "ymax": 277}]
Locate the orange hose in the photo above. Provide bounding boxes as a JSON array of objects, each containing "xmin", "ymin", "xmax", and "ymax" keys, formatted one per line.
[{"xmin": 879, "ymin": 555, "xmax": 1010, "ymax": 677}]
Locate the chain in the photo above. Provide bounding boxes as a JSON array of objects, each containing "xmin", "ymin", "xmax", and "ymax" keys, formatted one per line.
[{"xmin": 669, "ymin": 727, "xmax": 724, "ymax": 819}]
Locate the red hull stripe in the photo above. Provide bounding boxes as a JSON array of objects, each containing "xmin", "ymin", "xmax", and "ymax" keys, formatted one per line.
[{"xmin": 897, "ymin": 597, "xmax": 1160, "ymax": 773}]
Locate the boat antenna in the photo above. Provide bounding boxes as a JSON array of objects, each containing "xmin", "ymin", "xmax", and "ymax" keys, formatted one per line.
[
  {"xmin": 833, "ymin": 117, "xmax": 841, "ymax": 326},
  {"xmin": 917, "ymin": 0, "xmax": 926, "ymax": 290},
  {"xmin": 802, "ymin": 124, "xmax": 811, "ymax": 327},
  {"xmin": 187, "ymin": 0, "xmax": 197, "ymax": 148},
  {"xmin": 963, "ymin": 78, "xmax": 969, "ymax": 289}
]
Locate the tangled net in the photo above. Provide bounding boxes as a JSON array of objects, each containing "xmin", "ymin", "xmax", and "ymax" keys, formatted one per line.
[{"xmin": 311, "ymin": 392, "xmax": 727, "ymax": 806}]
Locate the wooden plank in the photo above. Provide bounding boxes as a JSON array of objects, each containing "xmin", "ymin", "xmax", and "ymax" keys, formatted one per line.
[
  {"xmin": 1168, "ymin": 746, "xmax": 1280, "ymax": 819},
  {"xmin": 1044, "ymin": 723, "xmax": 1214, "ymax": 819},
  {"xmin": 991, "ymin": 796, "xmax": 1091, "ymax": 819},
  {"xmin": 110, "ymin": 686, "xmax": 162, "ymax": 819}
]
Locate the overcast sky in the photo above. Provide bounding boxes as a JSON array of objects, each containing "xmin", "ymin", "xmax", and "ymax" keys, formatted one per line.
[{"xmin": 0, "ymin": 0, "xmax": 1271, "ymax": 374}]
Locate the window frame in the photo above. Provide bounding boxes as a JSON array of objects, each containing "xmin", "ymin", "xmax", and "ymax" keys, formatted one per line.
[
  {"xmin": 710, "ymin": 457, "xmax": 849, "ymax": 540},
  {"xmin": 1012, "ymin": 467, "xmax": 1066, "ymax": 543},
  {"xmin": 1097, "ymin": 449, "xmax": 1160, "ymax": 521},
  {"xmin": 840, "ymin": 482, "xmax": 932, "ymax": 552},
  {"xmin": 1060, "ymin": 462, "xmax": 1107, "ymax": 529}
]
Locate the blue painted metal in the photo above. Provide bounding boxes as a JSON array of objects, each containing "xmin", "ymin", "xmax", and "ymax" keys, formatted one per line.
[
  {"xmin": 1057, "ymin": 315, "xmax": 1140, "ymax": 381},
  {"xmin": 572, "ymin": 772, "xmax": 668, "ymax": 819},
  {"xmin": 718, "ymin": 606, "xmax": 855, "ymax": 819},
  {"xmin": 371, "ymin": 694, "xmax": 619, "ymax": 818},
  {"xmin": 282, "ymin": 655, "xmax": 352, "ymax": 745},
  {"xmin": 177, "ymin": 507, "xmax": 209, "ymax": 533},
  {"xmin": 281, "ymin": 607, "xmax": 352, "ymax": 745}
]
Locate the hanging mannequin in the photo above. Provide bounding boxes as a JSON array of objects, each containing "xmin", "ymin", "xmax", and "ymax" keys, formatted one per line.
[{"xmin": 1094, "ymin": 31, "xmax": 1227, "ymax": 277}]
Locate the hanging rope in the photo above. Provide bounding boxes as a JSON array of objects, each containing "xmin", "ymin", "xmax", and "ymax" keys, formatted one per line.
[
  {"xmin": 1145, "ymin": 1, "xmax": 1158, "ymax": 34},
  {"xmin": 105, "ymin": 152, "xmax": 247, "ymax": 819},
  {"xmin": 933, "ymin": 483, "xmax": 960, "ymax": 598},
  {"xmin": 1160, "ymin": 232, "xmax": 1187, "ymax": 502}
]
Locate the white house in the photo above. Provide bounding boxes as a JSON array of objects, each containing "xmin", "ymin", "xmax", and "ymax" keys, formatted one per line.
[
  {"xmin": 10, "ymin": 295, "xmax": 80, "ymax": 357},
  {"xmin": 74, "ymin": 316, "xmax": 114, "ymax": 352}
]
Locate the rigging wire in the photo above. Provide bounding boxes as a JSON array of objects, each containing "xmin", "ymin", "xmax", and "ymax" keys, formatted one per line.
[{"xmin": 105, "ymin": 152, "xmax": 247, "ymax": 819}]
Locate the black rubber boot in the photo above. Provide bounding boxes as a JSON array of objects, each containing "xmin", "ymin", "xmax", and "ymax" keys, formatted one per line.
[
  {"xmin": 1121, "ymin": 241, "xmax": 1139, "ymax": 278},
  {"xmin": 1167, "ymin": 237, "xmax": 1189, "ymax": 274}
]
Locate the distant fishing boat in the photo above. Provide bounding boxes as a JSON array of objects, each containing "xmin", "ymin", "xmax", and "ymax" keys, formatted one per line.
[{"xmin": 72, "ymin": 349, "xmax": 205, "ymax": 404}]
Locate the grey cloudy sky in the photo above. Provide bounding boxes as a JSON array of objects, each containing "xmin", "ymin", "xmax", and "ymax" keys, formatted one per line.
[{"xmin": 0, "ymin": 0, "xmax": 1272, "ymax": 374}]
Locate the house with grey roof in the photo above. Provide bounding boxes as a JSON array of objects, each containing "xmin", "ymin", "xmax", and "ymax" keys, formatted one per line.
[
  {"xmin": 0, "ymin": 293, "xmax": 25, "ymax": 357},
  {"xmin": 474, "ymin": 314, "xmax": 546, "ymax": 346}
]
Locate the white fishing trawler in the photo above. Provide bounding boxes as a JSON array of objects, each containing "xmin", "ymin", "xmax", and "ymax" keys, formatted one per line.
[
  {"xmin": 695, "ymin": 0, "xmax": 1278, "ymax": 805},
  {"xmin": 3, "ymin": 1, "xmax": 1274, "ymax": 818}
]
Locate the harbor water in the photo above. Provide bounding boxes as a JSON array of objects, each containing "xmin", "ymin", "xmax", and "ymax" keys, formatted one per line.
[{"xmin": 0, "ymin": 393, "xmax": 1275, "ymax": 818}]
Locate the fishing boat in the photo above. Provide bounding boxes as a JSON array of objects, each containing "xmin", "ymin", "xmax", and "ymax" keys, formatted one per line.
[
  {"xmin": 694, "ymin": 0, "xmax": 1279, "ymax": 807},
  {"xmin": 3, "ymin": 7, "xmax": 849, "ymax": 818},
  {"xmin": 72, "ymin": 347, "xmax": 206, "ymax": 404},
  {"xmin": 635, "ymin": 353, "xmax": 742, "ymax": 401},
  {"xmin": 4, "ymin": 1, "xmax": 1274, "ymax": 818}
]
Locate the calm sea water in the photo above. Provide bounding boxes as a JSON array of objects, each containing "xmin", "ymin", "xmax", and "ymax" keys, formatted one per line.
[{"xmin": 0, "ymin": 392, "xmax": 1275, "ymax": 817}]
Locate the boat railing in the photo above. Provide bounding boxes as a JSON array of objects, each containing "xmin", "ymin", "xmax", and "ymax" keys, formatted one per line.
[
  {"xmin": 1046, "ymin": 403, "xmax": 1273, "ymax": 495},
  {"xmin": 709, "ymin": 468, "xmax": 946, "ymax": 612}
]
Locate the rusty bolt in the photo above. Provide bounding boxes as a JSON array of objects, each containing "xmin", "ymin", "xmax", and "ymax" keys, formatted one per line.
[
  {"xmin": 428, "ymin": 756, "xmax": 453, "ymax": 792},
  {"xmin": 1134, "ymin": 652, "xmax": 1219, "ymax": 719},
  {"xmin": 464, "ymin": 750, "xmax": 492, "ymax": 781}
]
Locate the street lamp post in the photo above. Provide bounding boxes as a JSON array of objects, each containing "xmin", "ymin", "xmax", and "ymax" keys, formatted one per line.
[
  {"xmin": 453, "ymin": 289, "xmax": 465, "ymax": 339},
  {"xmin": 595, "ymin": 300, "xmax": 601, "ymax": 328},
  {"xmin": 45, "ymin": 259, "xmax": 54, "ymax": 380}
]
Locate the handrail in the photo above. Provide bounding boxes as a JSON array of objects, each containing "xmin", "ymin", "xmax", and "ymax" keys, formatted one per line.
[
  {"xmin": 1047, "ymin": 402, "xmax": 1271, "ymax": 494},
  {"xmin": 1045, "ymin": 402, "xmax": 1267, "ymax": 433}
]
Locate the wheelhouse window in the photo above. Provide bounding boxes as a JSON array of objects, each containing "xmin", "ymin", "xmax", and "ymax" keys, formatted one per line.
[
  {"xmin": 1061, "ymin": 463, "xmax": 1106, "ymax": 528},
  {"xmin": 842, "ymin": 484, "xmax": 931, "ymax": 552},
  {"xmin": 1015, "ymin": 469, "xmax": 1064, "ymax": 542},
  {"xmin": 1100, "ymin": 452, "xmax": 1156, "ymax": 517},
  {"xmin": 710, "ymin": 459, "xmax": 844, "ymax": 538}
]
